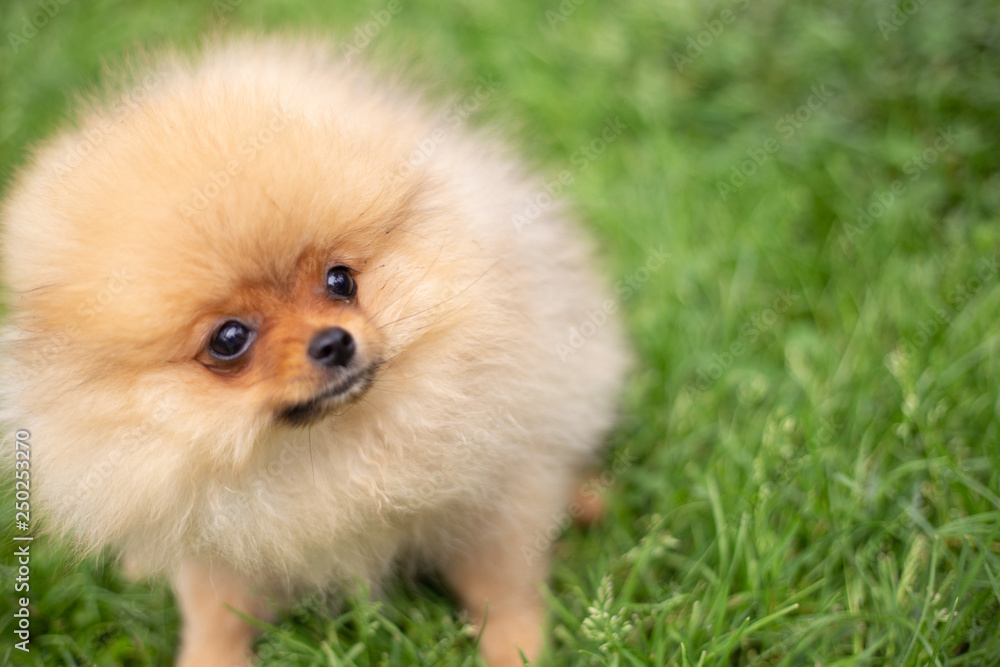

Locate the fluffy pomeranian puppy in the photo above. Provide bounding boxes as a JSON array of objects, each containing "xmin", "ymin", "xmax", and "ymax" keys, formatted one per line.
[{"xmin": 0, "ymin": 39, "xmax": 628, "ymax": 666}]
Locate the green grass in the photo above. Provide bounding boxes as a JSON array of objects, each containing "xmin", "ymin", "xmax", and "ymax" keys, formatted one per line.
[{"xmin": 2, "ymin": 0, "xmax": 1000, "ymax": 664}]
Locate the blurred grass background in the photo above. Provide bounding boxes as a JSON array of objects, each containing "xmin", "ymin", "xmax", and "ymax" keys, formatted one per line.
[{"xmin": 2, "ymin": 0, "xmax": 1000, "ymax": 665}]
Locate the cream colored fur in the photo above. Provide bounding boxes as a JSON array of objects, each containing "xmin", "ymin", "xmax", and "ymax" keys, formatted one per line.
[{"xmin": 0, "ymin": 39, "xmax": 628, "ymax": 666}]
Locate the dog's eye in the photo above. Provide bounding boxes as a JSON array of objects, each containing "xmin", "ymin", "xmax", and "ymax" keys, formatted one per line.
[
  {"xmin": 209, "ymin": 321, "xmax": 254, "ymax": 360},
  {"xmin": 326, "ymin": 266, "xmax": 357, "ymax": 299}
]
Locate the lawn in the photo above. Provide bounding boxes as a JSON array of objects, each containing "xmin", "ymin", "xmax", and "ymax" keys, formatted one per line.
[{"xmin": 2, "ymin": 0, "xmax": 1000, "ymax": 665}]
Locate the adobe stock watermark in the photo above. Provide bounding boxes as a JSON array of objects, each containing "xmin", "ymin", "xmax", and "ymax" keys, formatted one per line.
[
  {"xmin": 716, "ymin": 84, "xmax": 836, "ymax": 201},
  {"xmin": 886, "ymin": 253, "xmax": 999, "ymax": 364},
  {"xmin": 765, "ymin": 414, "xmax": 841, "ymax": 487},
  {"xmin": 555, "ymin": 245, "xmax": 668, "ymax": 362},
  {"xmin": 65, "ymin": 398, "xmax": 174, "ymax": 504},
  {"xmin": 206, "ymin": 433, "xmax": 312, "ymax": 535},
  {"xmin": 878, "ymin": 0, "xmax": 928, "ymax": 39},
  {"xmin": 342, "ymin": 0, "xmax": 403, "ymax": 62},
  {"xmin": 748, "ymin": 614, "xmax": 810, "ymax": 666},
  {"xmin": 52, "ymin": 72, "xmax": 169, "ymax": 176},
  {"xmin": 211, "ymin": 0, "xmax": 243, "ymax": 22},
  {"xmin": 840, "ymin": 127, "xmax": 957, "ymax": 250},
  {"xmin": 856, "ymin": 498, "xmax": 925, "ymax": 569},
  {"xmin": 7, "ymin": 0, "xmax": 72, "ymax": 53},
  {"xmin": 672, "ymin": 0, "xmax": 752, "ymax": 71},
  {"xmin": 522, "ymin": 447, "xmax": 636, "ymax": 565},
  {"xmin": 13, "ymin": 429, "xmax": 32, "ymax": 652},
  {"xmin": 406, "ymin": 408, "xmax": 511, "ymax": 511},
  {"xmin": 512, "ymin": 115, "xmax": 628, "ymax": 232},
  {"xmin": 389, "ymin": 74, "xmax": 502, "ymax": 186},
  {"xmin": 23, "ymin": 267, "xmax": 135, "ymax": 373},
  {"xmin": 179, "ymin": 109, "xmax": 291, "ymax": 218},
  {"xmin": 245, "ymin": 435, "xmax": 312, "ymax": 497},
  {"xmin": 544, "ymin": 0, "xmax": 587, "ymax": 30},
  {"xmin": 683, "ymin": 288, "xmax": 797, "ymax": 398}
]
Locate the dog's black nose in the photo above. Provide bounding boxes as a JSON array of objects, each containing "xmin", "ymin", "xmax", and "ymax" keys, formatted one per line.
[{"xmin": 308, "ymin": 327, "xmax": 355, "ymax": 368}]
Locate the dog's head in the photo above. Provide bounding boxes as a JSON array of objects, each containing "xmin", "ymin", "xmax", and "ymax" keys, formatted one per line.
[{"xmin": 1, "ymin": 50, "xmax": 486, "ymax": 468}]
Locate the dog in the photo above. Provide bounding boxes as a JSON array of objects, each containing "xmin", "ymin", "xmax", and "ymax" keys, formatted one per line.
[{"xmin": 0, "ymin": 38, "xmax": 629, "ymax": 666}]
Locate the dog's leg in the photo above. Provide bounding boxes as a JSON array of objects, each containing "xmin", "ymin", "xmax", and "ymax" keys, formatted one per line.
[
  {"xmin": 446, "ymin": 541, "xmax": 547, "ymax": 666},
  {"xmin": 173, "ymin": 560, "xmax": 270, "ymax": 667},
  {"xmin": 571, "ymin": 470, "xmax": 607, "ymax": 526},
  {"xmin": 443, "ymin": 477, "xmax": 578, "ymax": 667}
]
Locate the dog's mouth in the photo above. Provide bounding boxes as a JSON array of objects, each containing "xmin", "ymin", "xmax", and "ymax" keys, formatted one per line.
[{"xmin": 277, "ymin": 363, "xmax": 379, "ymax": 427}]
